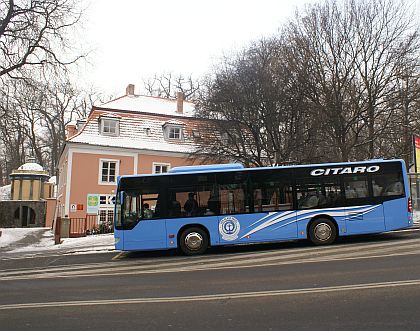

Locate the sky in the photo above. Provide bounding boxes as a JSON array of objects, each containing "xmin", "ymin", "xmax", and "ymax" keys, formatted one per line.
[
  {"xmin": 79, "ymin": 0, "xmax": 318, "ymax": 96},
  {"xmin": 79, "ymin": 0, "xmax": 420, "ymax": 97}
]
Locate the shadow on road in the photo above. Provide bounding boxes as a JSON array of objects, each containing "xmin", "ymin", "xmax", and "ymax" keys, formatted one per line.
[{"xmin": 120, "ymin": 229, "xmax": 418, "ymax": 260}]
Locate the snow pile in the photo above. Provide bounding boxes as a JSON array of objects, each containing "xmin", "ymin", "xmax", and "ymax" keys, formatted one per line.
[
  {"xmin": 0, "ymin": 227, "xmax": 42, "ymax": 248},
  {"xmin": 18, "ymin": 232, "xmax": 114, "ymax": 253},
  {"xmin": 0, "ymin": 184, "xmax": 11, "ymax": 201},
  {"xmin": 0, "ymin": 227, "xmax": 114, "ymax": 254},
  {"xmin": 57, "ymin": 233, "xmax": 115, "ymax": 252}
]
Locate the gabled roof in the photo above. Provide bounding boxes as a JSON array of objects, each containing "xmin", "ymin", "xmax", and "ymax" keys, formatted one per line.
[{"xmin": 67, "ymin": 94, "xmax": 200, "ymax": 154}]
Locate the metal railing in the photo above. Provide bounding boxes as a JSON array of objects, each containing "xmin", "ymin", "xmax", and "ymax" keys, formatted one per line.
[{"xmin": 54, "ymin": 215, "xmax": 114, "ymax": 244}]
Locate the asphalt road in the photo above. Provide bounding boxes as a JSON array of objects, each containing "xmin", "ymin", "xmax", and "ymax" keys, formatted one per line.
[{"xmin": 1, "ymin": 227, "xmax": 420, "ymax": 330}]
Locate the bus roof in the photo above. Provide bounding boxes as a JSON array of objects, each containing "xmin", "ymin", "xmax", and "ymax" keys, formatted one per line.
[
  {"xmin": 117, "ymin": 159, "xmax": 405, "ymax": 182},
  {"xmin": 168, "ymin": 163, "xmax": 244, "ymax": 173}
]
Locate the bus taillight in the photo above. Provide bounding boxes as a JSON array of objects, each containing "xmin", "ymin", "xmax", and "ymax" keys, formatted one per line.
[{"xmin": 408, "ymin": 197, "xmax": 412, "ymax": 213}]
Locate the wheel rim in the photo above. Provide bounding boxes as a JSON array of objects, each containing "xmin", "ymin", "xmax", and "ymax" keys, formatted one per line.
[
  {"xmin": 314, "ymin": 223, "xmax": 332, "ymax": 241},
  {"xmin": 184, "ymin": 232, "xmax": 203, "ymax": 250}
]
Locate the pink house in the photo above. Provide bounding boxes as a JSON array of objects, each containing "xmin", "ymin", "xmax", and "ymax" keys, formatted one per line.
[{"xmin": 55, "ymin": 85, "xmax": 205, "ymax": 228}]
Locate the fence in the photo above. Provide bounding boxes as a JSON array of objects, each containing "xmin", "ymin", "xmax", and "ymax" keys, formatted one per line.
[{"xmin": 54, "ymin": 214, "xmax": 114, "ymax": 243}]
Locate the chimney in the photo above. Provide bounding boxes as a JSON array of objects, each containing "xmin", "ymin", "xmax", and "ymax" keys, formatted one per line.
[
  {"xmin": 176, "ymin": 92, "xmax": 184, "ymax": 114},
  {"xmin": 126, "ymin": 84, "xmax": 135, "ymax": 96},
  {"xmin": 65, "ymin": 123, "xmax": 77, "ymax": 139}
]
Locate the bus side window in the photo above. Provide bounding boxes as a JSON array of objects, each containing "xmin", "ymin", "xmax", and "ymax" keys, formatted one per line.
[
  {"xmin": 296, "ymin": 177, "xmax": 342, "ymax": 209},
  {"xmin": 343, "ymin": 177, "xmax": 369, "ymax": 200},
  {"xmin": 216, "ymin": 171, "xmax": 248, "ymax": 215},
  {"xmin": 371, "ymin": 174, "xmax": 404, "ymax": 198},
  {"xmin": 122, "ymin": 192, "xmax": 141, "ymax": 227}
]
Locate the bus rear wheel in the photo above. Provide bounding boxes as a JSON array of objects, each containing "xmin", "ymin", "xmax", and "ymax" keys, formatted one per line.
[
  {"xmin": 179, "ymin": 227, "xmax": 209, "ymax": 255},
  {"xmin": 308, "ymin": 218, "xmax": 337, "ymax": 245}
]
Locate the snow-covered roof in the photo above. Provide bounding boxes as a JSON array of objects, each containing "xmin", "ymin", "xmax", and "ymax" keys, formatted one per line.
[
  {"xmin": 98, "ymin": 94, "xmax": 195, "ymax": 117},
  {"xmin": 18, "ymin": 162, "xmax": 44, "ymax": 171},
  {"xmin": 68, "ymin": 109, "xmax": 201, "ymax": 154}
]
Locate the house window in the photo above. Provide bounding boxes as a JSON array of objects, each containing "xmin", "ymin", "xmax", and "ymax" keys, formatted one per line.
[
  {"xmin": 99, "ymin": 159, "xmax": 119, "ymax": 184},
  {"xmin": 100, "ymin": 118, "xmax": 119, "ymax": 136},
  {"xmin": 153, "ymin": 162, "xmax": 170, "ymax": 174},
  {"xmin": 168, "ymin": 126, "xmax": 182, "ymax": 139}
]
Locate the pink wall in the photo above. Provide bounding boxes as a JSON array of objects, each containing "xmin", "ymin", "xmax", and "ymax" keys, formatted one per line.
[
  {"xmin": 69, "ymin": 152, "xmax": 135, "ymax": 218},
  {"xmin": 137, "ymin": 154, "xmax": 198, "ymax": 174},
  {"xmin": 60, "ymin": 150, "xmax": 208, "ymax": 219},
  {"xmin": 45, "ymin": 198, "xmax": 57, "ymax": 228}
]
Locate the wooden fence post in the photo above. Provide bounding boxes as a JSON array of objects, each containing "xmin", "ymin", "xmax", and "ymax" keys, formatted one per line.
[{"xmin": 54, "ymin": 217, "xmax": 61, "ymax": 244}]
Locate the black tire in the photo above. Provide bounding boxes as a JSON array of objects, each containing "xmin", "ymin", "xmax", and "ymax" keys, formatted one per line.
[
  {"xmin": 308, "ymin": 218, "xmax": 337, "ymax": 245},
  {"xmin": 179, "ymin": 227, "xmax": 209, "ymax": 255}
]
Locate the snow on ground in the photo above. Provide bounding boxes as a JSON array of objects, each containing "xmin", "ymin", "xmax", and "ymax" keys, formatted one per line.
[
  {"xmin": 0, "ymin": 227, "xmax": 42, "ymax": 248},
  {"xmin": 0, "ymin": 227, "xmax": 114, "ymax": 254}
]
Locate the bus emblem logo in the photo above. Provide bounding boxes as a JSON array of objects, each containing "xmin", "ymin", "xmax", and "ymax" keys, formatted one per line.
[{"xmin": 219, "ymin": 216, "xmax": 240, "ymax": 241}]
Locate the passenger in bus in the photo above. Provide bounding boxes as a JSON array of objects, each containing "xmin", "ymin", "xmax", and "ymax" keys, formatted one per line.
[
  {"xmin": 184, "ymin": 192, "xmax": 199, "ymax": 216},
  {"xmin": 317, "ymin": 193, "xmax": 327, "ymax": 206},
  {"xmin": 142, "ymin": 203, "xmax": 153, "ymax": 219},
  {"xmin": 300, "ymin": 194, "xmax": 319, "ymax": 209},
  {"xmin": 169, "ymin": 200, "xmax": 181, "ymax": 217},
  {"xmin": 327, "ymin": 191, "xmax": 338, "ymax": 205},
  {"xmin": 297, "ymin": 193, "xmax": 307, "ymax": 209}
]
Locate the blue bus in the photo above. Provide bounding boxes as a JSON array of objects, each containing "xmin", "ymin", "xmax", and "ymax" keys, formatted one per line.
[{"xmin": 114, "ymin": 159, "xmax": 413, "ymax": 255}]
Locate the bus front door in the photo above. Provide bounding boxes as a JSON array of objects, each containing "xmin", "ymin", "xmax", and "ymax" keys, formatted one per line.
[{"xmin": 123, "ymin": 219, "xmax": 167, "ymax": 251}]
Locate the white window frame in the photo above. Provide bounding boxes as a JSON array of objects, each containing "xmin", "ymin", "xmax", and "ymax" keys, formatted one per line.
[
  {"xmin": 100, "ymin": 118, "xmax": 120, "ymax": 136},
  {"xmin": 153, "ymin": 162, "xmax": 171, "ymax": 174},
  {"xmin": 98, "ymin": 159, "xmax": 119, "ymax": 185},
  {"xmin": 164, "ymin": 125, "xmax": 183, "ymax": 140}
]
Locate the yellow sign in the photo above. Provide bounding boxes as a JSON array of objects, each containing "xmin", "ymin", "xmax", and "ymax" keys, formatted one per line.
[{"xmin": 415, "ymin": 135, "xmax": 420, "ymax": 173}]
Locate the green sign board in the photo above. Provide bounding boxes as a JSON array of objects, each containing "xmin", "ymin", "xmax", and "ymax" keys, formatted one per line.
[{"xmin": 87, "ymin": 194, "xmax": 99, "ymax": 214}]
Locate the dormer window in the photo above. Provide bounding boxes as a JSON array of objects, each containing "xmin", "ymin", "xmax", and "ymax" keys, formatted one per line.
[
  {"xmin": 169, "ymin": 126, "xmax": 182, "ymax": 139},
  {"xmin": 163, "ymin": 124, "xmax": 184, "ymax": 140},
  {"xmin": 162, "ymin": 120, "xmax": 185, "ymax": 141},
  {"xmin": 100, "ymin": 118, "xmax": 119, "ymax": 136}
]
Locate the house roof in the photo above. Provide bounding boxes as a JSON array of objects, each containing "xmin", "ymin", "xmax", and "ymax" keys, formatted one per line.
[
  {"xmin": 97, "ymin": 94, "xmax": 196, "ymax": 117},
  {"xmin": 67, "ymin": 94, "xmax": 200, "ymax": 154}
]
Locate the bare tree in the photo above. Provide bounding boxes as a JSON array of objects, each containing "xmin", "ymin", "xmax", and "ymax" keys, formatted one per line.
[
  {"xmin": 349, "ymin": 0, "xmax": 420, "ymax": 158},
  {"xmin": 194, "ymin": 38, "xmax": 313, "ymax": 166},
  {"xmin": 0, "ymin": 73, "xmax": 104, "ymax": 180},
  {"xmin": 143, "ymin": 72, "xmax": 200, "ymax": 100},
  {"xmin": 280, "ymin": 0, "xmax": 420, "ymax": 162},
  {"xmin": 194, "ymin": 0, "xmax": 420, "ymax": 166},
  {"xmin": 0, "ymin": 0, "xmax": 84, "ymax": 80}
]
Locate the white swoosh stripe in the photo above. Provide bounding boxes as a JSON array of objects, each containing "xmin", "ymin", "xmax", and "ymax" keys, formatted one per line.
[
  {"xmin": 240, "ymin": 212, "xmax": 297, "ymax": 239},
  {"xmin": 240, "ymin": 205, "xmax": 380, "ymax": 239}
]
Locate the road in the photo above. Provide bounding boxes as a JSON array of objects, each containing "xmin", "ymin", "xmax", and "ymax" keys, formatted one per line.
[{"xmin": 1, "ymin": 227, "xmax": 420, "ymax": 330}]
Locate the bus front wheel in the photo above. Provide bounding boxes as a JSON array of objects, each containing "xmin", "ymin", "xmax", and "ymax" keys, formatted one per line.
[
  {"xmin": 308, "ymin": 218, "xmax": 337, "ymax": 245},
  {"xmin": 179, "ymin": 227, "xmax": 209, "ymax": 255}
]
